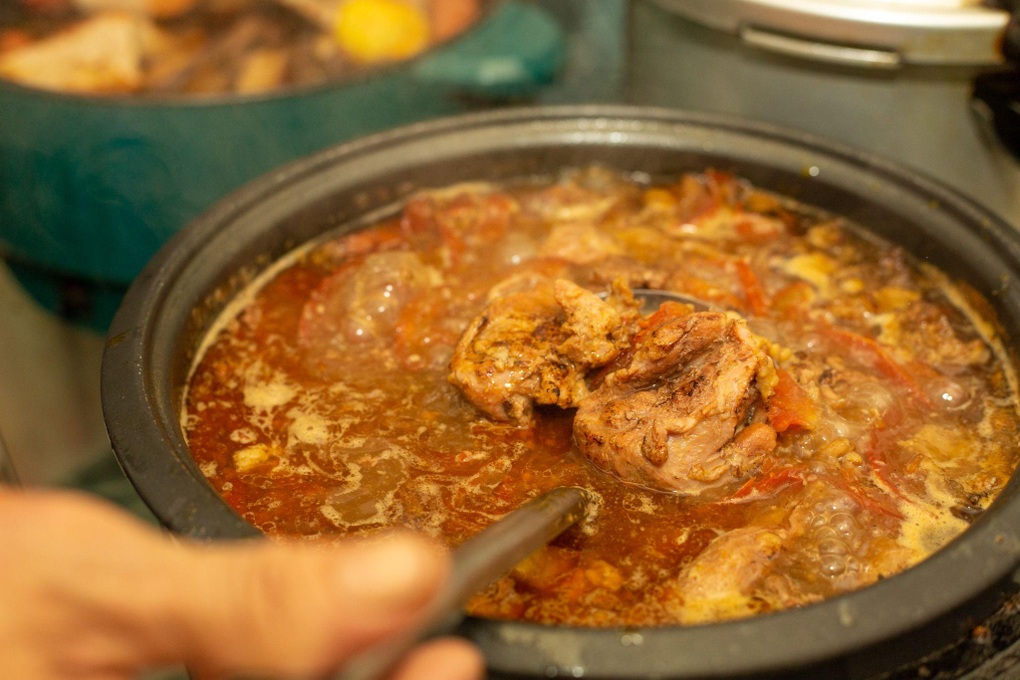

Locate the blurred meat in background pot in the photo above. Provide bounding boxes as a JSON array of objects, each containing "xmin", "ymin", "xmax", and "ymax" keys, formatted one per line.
[
  {"xmin": 625, "ymin": 0, "xmax": 1020, "ymax": 229},
  {"xmin": 0, "ymin": 0, "xmax": 486, "ymax": 95}
]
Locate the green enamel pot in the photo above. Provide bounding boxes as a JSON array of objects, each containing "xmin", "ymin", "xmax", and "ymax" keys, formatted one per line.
[{"xmin": 0, "ymin": 1, "xmax": 564, "ymax": 328}]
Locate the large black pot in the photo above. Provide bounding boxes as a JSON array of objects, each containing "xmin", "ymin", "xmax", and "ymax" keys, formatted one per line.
[{"xmin": 101, "ymin": 106, "xmax": 1020, "ymax": 679}]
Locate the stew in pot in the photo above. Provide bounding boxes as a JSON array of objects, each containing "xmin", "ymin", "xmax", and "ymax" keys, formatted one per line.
[{"xmin": 182, "ymin": 166, "xmax": 1020, "ymax": 626}]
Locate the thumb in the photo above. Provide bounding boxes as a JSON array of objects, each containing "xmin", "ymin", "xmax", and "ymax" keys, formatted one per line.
[
  {"xmin": 0, "ymin": 490, "xmax": 482, "ymax": 679},
  {"xmin": 164, "ymin": 532, "xmax": 464, "ymax": 678}
]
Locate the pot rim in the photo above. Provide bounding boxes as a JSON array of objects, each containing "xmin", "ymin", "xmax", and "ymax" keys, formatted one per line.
[{"xmin": 101, "ymin": 104, "xmax": 1020, "ymax": 678}]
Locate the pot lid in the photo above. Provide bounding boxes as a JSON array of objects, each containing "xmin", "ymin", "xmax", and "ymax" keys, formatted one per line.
[{"xmin": 650, "ymin": 0, "xmax": 1010, "ymax": 67}]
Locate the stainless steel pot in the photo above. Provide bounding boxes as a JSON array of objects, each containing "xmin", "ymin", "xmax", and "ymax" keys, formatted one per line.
[
  {"xmin": 625, "ymin": 0, "xmax": 1020, "ymax": 228},
  {"xmin": 101, "ymin": 105, "xmax": 1020, "ymax": 679}
]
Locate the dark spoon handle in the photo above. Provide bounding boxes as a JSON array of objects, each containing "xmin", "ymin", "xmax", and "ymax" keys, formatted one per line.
[{"xmin": 334, "ymin": 486, "xmax": 590, "ymax": 680}]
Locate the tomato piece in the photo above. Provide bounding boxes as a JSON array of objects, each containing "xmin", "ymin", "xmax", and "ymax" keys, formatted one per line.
[
  {"xmin": 735, "ymin": 259, "xmax": 769, "ymax": 316},
  {"xmin": 767, "ymin": 369, "xmax": 819, "ymax": 433},
  {"xmin": 770, "ymin": 281, "xmax": 814, "ymax": 319},
  {"xmin": 399, "ymin": 192, "xmax": 516, "ymax": 261},
  {"xmin": 331, "ymin": 224, "xmax": 406, "ymax": 258},
  {"xmin": 727, "ymin": 464, "xmax": 806, "ymax": 501},
  {"xmin": 642, "ymin": 299, "xmax": 692, "ymax": 328},
  {"xmin": 859, "ymin": 432, "xmax": 913, "ymax": 510},
  {"xmin": 735, "ymin": 213, "xmax": 786, "ymax": 243},
  {"xmin": 836, "ymin": 473, "xmax": 906, "ymax": 521},
  {"xmin": 624, "ymin": 300, "xmax": 696, "ymax": 353},
  {"xmin": 820, "ymin": 326, "xmax": 932, "ymax": 408}
]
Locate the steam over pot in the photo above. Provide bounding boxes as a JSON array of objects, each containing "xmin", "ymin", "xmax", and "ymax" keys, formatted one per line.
[{"xmin": 102, "ymin": 106, "xmax": 1020, "ymax": 678}]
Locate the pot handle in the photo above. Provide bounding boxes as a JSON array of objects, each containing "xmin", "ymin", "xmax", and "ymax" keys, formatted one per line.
[
  {"xmin": 1005, "ymin": 5, "xmax": 1019, "ymax": 64},
  {"xmin": 409, "ymin": 1, "xmax": 566, "ymax": 99},
  {"xmin": 972, "ymin": 2, "xmax": 1020, "ymax": 161},
  {"xmin": 739, "ymin": 25, "xmax": 901, "ymax": 69}
]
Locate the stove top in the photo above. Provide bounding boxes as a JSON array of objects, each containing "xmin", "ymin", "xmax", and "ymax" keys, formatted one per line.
[{"xmin": 884, "ymin": 592, "xmax": 1020, "ymax": 680}]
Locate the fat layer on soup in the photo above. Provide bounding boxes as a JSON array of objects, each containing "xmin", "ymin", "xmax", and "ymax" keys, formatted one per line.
[{"xmin": 182, "ymin": 167, "xmax": 1020, "ymax": 626}]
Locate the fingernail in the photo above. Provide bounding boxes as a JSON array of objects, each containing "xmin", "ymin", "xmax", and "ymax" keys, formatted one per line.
[{"xmin": 336, "ymin": 534, "xmax": 447, "ymax": 611}]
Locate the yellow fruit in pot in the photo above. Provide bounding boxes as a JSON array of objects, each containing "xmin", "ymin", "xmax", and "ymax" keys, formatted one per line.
[{"xmin": 334, "ymin": 0, "xmax": 430, "ymax": 64}]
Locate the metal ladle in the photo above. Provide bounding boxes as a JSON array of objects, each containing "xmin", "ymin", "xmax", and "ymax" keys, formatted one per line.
[
  {"xmin": 615, "ymin": 287, "xmax": 714, "ymax": 313},
  {"xmin": 334, "ymin": 486, "xmax": 591, "ymax": 680}
]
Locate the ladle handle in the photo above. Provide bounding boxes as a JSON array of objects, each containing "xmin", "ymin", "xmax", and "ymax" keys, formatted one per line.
[
  {"xmin": 1005, "ymin": 3, "xmax": 1019, "ymax": 64},
  {"xmin": 334, "ymin": 486, "xmax": 590, "ymax": 680}
]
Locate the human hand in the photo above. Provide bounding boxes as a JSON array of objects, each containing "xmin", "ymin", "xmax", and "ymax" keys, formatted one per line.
[{"xmin": 0, "ymin": 488, "xmax": 484, "ymax": 680}]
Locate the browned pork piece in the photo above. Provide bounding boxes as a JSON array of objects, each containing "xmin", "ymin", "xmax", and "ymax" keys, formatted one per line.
[
  {"xmin": 665, "ymin": 526, "xmax": 790, "ymax": 624},
  {"xmin": 448, "ymin": 278, "xmax": 639, "ymax": 425},
  {"xmin": 574, "ymin": 306, "xmax": 779, "ymax": 497},
  {"xmin": 0, "ymin": 12, "xmax": 167, "ymax": 93}
]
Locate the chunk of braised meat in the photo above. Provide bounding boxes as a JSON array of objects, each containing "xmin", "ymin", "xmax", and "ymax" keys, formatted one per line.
[
  {"xmin": 574, "ymin": 307, "xmax": 779, "ymax": 496},
  {"xmin": 538, "ymin": 223, "xmax": 624, "ymax": 265},
  {"xmin": 664, "ymin": 526, "xmax": 790, "ymax": 624},
  {"xmin": 664, "ymin": 479, "xmax": 906, "ymax": 623},
  {"xmin": 537, "ymin": 222, "xmax": 672, "ymax": 292},
  {"xmin": 642, "ymin": 171, "xmax": 789, "ymax": 244},
  {"xmin": 297, "ymin": 251, "xmax": 439, "ymax": 377},
  {"xmin": 449, "ymin": 279, "xmax": 639, "ymax": 425},
  {"xmin": 399, "ymin": 186, "xmax": 519, "ymax": 259},
  {"xmin": 893, "ymin": 300, "xmax": 990, "ymax": 369},
  {"xmin": 0, "ymin": 12, "xmax": 161, "ymax": 94},
  {"xmin": 518, "ymin": 166, "xmax": 640, "ymax": 223},
  {"xmin": 581, "ymin": 255, "xmax": 670, "ymax": 293}
]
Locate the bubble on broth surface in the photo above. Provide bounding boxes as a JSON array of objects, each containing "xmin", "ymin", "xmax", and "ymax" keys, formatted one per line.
[
  {"xmin": 321, "ymin": 456, "xmax": 406, "ymax": 528},
  {"xmin": 288, "ymin": 410, "xmax": 332, "ymax": 447}
]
